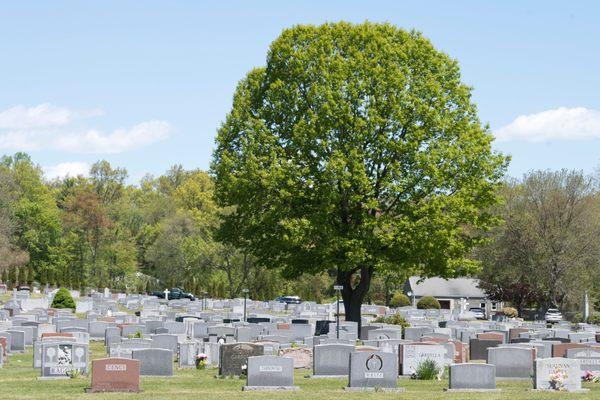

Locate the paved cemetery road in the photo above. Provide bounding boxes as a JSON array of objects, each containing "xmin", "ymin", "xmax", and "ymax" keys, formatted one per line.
[{"xmin": 0, "ymin": 342, "xmax": 598, "ymax": 400}]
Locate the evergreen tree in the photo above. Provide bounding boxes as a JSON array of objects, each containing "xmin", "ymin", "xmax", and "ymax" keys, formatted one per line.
[
  {"xmin": 51, "ymin": 287, "xmax": 76, "ymax": 309},
  {"xmin": 27, "ymin": 265, "xmax": 34, "ymax": 285},
  {"xmin": 8, "ymin": 266, "xmax": 16, "ymax": 288}
]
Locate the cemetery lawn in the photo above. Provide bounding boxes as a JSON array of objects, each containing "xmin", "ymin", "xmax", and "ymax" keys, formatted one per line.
[{"xmin": 1, "ymin": 342, "xmax": 599, "ymax": 399}]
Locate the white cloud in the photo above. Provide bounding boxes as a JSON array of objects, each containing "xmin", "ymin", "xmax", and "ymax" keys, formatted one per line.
[
  {"xmin": 0, "ymin": 103, "xmax": 172, "ymax": 154},
  {"xmin": 43, "ymin": 162, "xmax": 90, "ymax": 180},
  {"xmin": 54, "ymin": 120, "xmax": 172, "ymax": 154},
  {"xmin": 0, "ymin": 103, "xmax": 103, "ymax": 129},
  {"xmin": 495, "ymin": 107, "xmax": 600, "ymax": 142}
]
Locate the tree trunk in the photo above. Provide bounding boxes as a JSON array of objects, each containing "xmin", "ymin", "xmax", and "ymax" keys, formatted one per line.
[{"xmin": 338, "ymin": 266, "xmax": 373, "ymax": 338}]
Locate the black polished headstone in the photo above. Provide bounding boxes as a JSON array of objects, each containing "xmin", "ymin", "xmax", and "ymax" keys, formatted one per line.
[
  {"xmin": 315, "ymin": 320, "xmax": 332, "ymax": 336},
  {"xmin": 247, "ymin": 317, "xmax": 271, "ymax": 324}
]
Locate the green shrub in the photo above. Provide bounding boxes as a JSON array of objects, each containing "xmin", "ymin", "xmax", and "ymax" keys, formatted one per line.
[
  {"xmin": 416, "ymin": 296, "xmax": 440, "ymax": 310},
  {"xmin": 588, "ymin": 312, "xmax": 600, "ymax": 325},
  {"xmin": 501, "ymin": 306, "xmax": 518, "ymax": 318},
  {"xmin": 372, "ymin": 314, "xmax": 410, "ymax": 332},
  {"xmin": 127, "ymin": 330, "xmax": 143, "ymax": 339},
  {"xmin": 413, "ymin": 359, "xmax": 441, "ymax": 380},
  {"xmin": 572, "ymin": 312, "xmax": 583, "ymax": 323},
  {"xmin": 389, "ymin": 292, "xmax": 410, "ymax": 308},
  {"xmin": 51, "ymin": 287, "xmax": 76, "ymax": 310}
]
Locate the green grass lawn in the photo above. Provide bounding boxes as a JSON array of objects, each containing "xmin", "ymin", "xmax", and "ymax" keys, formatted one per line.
[{"xmin": 0, "ymin": 342, "xmax": 598, "ymax": 399}]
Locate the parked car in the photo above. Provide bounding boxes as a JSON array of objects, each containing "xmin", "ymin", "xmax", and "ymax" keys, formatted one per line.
[
  {"xmin": 545, "ymin": 308, "xmax": 563, "ymax": 323},
  {"xmin": 275, "ymin": 295, "xmax": 301, "ymax": 304},
  {"xmin": 151, "ymin": 287, "xmax": 196, "ymax": 301},
  {"xmin": 469, "ymin": 307, "xmax": 486, "ymax": 320},
  {"xmin": 17, "ymin": 285, "xmax": 31, "ymax": 292}
]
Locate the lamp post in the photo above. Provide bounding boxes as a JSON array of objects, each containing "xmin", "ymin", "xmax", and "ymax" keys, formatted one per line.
[
  {"xmin": 333, "ymin": 285, "xmax": 343, "ymax": 339},
  {"xmin": 242, "ymin": 288, "xmax": 249, "ymax": 322},
  {"xmin": 407, "ymin": 291, "xmax": 413, "ymax": 307},
  {"xmin": 202, "ymin": 291, "xmax": 208, "ymax": 311}
]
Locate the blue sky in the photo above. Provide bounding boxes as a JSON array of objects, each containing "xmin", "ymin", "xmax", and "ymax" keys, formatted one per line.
[{"xmin": 1, "ymin": 1, "xmax": 599, "ymax": 182}]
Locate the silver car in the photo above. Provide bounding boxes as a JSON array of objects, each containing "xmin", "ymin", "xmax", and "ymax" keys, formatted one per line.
[
  {"xmin": 469, "ymin": 307, "xmax": 486, "ymax": 320},
  {"xmin": 545, "ymin": 308, "xmax": 563, "ymax": 323}
]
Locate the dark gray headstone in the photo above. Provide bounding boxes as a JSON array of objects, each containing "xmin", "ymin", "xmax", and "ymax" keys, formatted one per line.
[
  {"xmin": 469, "ymin": 338, "xmax": 501, "ymax": 361},
  {"xmin": 219, "ymin": 343, "xmax": 264, "ymax": 376},
  {"xmin": 151, "ymin": 334, "xmax": 178, "ymax": 357},
  {"xmin": 6, "ymin": 330, "xmax": 25, "ymax": 352},
  {"xmin": 487, "ymin": 347, "xmax": 532, "ymax": 378},
  {"xmin": 313, "ymin": 343, "xmax": 354, "ymax": 376},
  {"xmin": 105, "ymin": 327, "xmax": 121, "ymax": 347},
  {"xmin": 89, "ymin": 321, "xmax": 109, "ymax": 339},
  {"xmin": 449, "ymin": 363, "xmax": 496, "ymax": 390},
  {"xmin": 348, "ymin": 351, "xmax": 398, "ymax": 389},
  {"xmin": 132, "ymin": 348, "xmax": 173, "ymax": 376},
  {"xmin": 244, "ymin": 355, "xmax": 296, "ymax": 389}
]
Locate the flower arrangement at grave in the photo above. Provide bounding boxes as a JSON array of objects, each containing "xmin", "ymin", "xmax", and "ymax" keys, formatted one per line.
[
  {"xmin": 549, "ymin": 367, "xmax": 568, "ymax": 391},
  {"xmin": 195, "ymin": 353, "xmax": 208, "ymax": 370},
  {"xmin": 67, "ymin": 368, "xmax": 81, "ymax": 379},
  {"xmin": 582, "ymin": 370, "xmax": 599, "ymax": 383},
  {"xmin": 240, "ymin": 363, "xmax": 248, "ymax": 376}
]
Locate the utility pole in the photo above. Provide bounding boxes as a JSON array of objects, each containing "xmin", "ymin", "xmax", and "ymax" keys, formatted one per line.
[
  {"xmin": 242, "ymin": 288, "xmax": 249, "ymax": 322},
  {"xmin": 333, "ymin": 285, "xmax": 343, "ymax": 339}
]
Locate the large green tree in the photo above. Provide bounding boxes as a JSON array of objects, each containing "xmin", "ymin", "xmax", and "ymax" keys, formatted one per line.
[{"xmin": 212, "ymin": 22, "xmax": 507, "ymax": 326}]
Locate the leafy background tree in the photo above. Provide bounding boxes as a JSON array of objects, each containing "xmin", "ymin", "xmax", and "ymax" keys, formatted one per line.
[
  {"xmin": 2, "ymin": 153, "xmax": 62, "ymax": 285},
  {"xmin": 212, "ymin": 22, "xmax": 507, "ymax": 326},
  {"xmin": 0, "ymin": 166, "xmax": 29, "ymax": 278},
  {"xmin": 478, "ymin": 170, "xmax": 600, "ymax": 314}
]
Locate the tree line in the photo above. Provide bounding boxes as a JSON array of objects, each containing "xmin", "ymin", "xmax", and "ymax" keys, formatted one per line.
[
  {"xmin": 0, "ymin": 152, "xmax": 402, "ymax": 302},
  {"xmin": 1, "ymin": 151, "xmax": 595, "ymax": 315}
]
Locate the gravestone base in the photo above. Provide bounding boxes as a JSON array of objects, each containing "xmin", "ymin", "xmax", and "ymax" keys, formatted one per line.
[
  {"xmin": 242, "ymin": 386, "xmax": 300, "ymax": 391},
  {"xmin": 309, "ymin": 375, "xmax": 347, "ymax": 379},
  {"xmin": 445, "ymin": 388, "xmax": 501, "ymax": 393},
  {"xmin": 344, "ymin": 387, "xmax": 405, "ymax": 392},
  {"xmin": 496, "ymin": 377, "xmax": 530, "ymax": 381},
  {"xmin": 85, "ymin": 387, "xmax": 143, "ymax": 393},
  {"xmin": 37, "ymin": 376, "xmax": 71, "ymax": 380},
  {"xmin": 531, "ymin": 389, "xmax": 590, "ymax": 393}
]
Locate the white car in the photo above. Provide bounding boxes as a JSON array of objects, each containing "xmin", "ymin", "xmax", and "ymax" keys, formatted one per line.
[
  {"xmin": 469, "ymin": 307, "xmax": 486, "ymax": 320},
  {"xmin": 545, "ymin": 308, "xmax": 563, "ymax": 323}
]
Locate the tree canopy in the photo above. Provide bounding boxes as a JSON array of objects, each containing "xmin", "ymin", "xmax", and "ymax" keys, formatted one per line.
[{"xmin": 213, "ymin": 22, "xmax": 508, "ymax": 325}]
